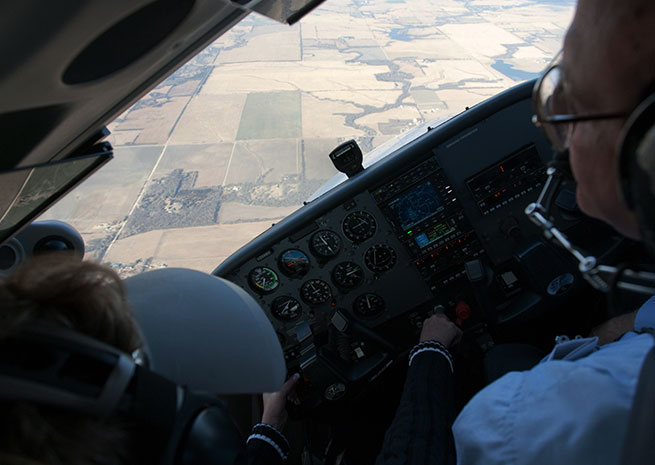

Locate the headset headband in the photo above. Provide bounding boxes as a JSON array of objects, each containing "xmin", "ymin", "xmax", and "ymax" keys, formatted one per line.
[
  {"xmin": 0, "ymin": 325, "xmax": 135, "ymax": 415},
  {"xmin": 0, "ymin": 325, "xmax": 247, "ymax": 465}
]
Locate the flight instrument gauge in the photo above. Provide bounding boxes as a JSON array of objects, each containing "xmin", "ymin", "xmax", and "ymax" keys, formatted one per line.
[
  {"xmin": 279, "ymin": 249, "xmax": 311, "ymax": 277},
  {"xmin": 300, "ymin": 279, "xmax": 332, "ymax": 305},
  {"xmin": 332, "ymin": 261, "xmax": 364, "ymax": 289},
  {"xmin": 364, "ymin": 244, "xmax": 397, "ymax": 272},
  {"xmin": 353, "ymin": 293, "xmax": 385, "ymax": 318},
  {"xmin": 248, "ymin": 266, "xmax": 279, "ymax": 294},
  {"xmin": 310, "ymin": 230, "xmax": 341, "ymax": 259},
  {"xmin": 342, "ymin": 211, "xmax": 377, "ymax": 243},
  {"xmin": 271, "ymin": 296, "xmax": 302, "ymax": 321}
]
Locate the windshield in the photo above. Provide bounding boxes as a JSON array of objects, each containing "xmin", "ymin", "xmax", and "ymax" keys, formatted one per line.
[{"xmin": 41, "ymin": 0, "xmax": 575, "ymax": 277}]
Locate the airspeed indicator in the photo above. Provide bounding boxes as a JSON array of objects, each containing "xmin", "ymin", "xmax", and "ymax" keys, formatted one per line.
[{"xmin": 248, "ymin": 266, "xmax": 279, "ymax": 294}]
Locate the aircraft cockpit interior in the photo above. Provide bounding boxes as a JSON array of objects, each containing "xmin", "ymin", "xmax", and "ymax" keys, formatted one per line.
[
  {"xmin": 211, "ymin": 79, "xmax": 644, "ymax": 442},
  {"xmin": 1, "ymin": 0, "xmax": 653, "ymax": 464}
]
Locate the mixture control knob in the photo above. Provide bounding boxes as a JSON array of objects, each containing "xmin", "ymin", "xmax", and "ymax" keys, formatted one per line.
[{"xmin": 455, "ymin": 301, "xmax": 471, "ymax": 325}]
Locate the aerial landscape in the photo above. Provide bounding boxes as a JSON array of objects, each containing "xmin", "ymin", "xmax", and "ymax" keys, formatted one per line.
[{"xmin": 42, "ymin": 0, "xmax": 575, "ymax": 276}]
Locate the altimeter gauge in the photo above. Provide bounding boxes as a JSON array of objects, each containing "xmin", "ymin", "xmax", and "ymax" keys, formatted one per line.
[
  {"xmin": 310, "ymin": 230, "xmax": 341, "ymax": 259},
  {"xmin": 248, "ymin": 266, "xmax": 279, "ymax": 294}
]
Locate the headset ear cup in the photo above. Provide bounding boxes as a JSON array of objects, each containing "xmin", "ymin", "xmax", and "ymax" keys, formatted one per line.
[
  {"xmin": 618, "ymin": 93, "xmax": 655, "ymax": 256},
  {"xmin": 179, "ymin": 404, "xmax": 247, "ymax": 465}
]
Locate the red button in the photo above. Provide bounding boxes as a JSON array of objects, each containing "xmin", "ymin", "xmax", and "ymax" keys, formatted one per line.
[{"xmin": 455, "ymin": 301, "xmax": 471, "ymax": 325}]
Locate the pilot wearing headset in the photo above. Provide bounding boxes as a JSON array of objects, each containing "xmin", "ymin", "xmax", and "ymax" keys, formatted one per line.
[
  {"xmin": 0, "ymin": 256, "xmax": 298, "ymax": 465},
  {"xmin": 376, "ymin": 0, "xmax": 655, "ymax": 464}
]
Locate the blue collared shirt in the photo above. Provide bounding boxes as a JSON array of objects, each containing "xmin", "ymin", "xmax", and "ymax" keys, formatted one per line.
[{"xmin": 452, "ymin": 298, "xmax": 655, "ymax": 465}]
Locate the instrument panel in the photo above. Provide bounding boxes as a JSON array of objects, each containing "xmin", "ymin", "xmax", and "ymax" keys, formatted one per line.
[
  {"xmin": 236, "ymin": 187, "xmax": 433, "ymax": 343},
  {"xmin": 215, "ymin": 82, "xmax": 590, "ymax": 411}
]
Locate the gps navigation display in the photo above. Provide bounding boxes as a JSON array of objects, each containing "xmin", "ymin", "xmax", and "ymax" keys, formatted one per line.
[
  {"xmin": 388, "ymin": 181, "xmax": 444, "ymax": 231},
  {"xmin": 414, "ymin": 220, "xmax": 457, "ymax": 249}
]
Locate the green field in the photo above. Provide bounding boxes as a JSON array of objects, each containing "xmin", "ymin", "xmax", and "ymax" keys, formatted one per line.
[
  {"xmin": 410, "ymin": 88, "xmax": 448, "ymax": 110},
  {"xmin": 236, "ymin": 91, "xmax": 302, "ymax": 140}
]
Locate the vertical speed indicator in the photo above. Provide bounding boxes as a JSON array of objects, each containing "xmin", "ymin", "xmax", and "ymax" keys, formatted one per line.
[{"xmin": 332, "ymin": 261, "xmax": 364, "ymax": 289}]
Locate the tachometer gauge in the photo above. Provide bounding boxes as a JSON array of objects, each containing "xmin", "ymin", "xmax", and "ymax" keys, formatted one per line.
[
  {"xmin": 353, "ymin": 293, "xmax": 385, "ymax": 318},
  {"xmin": 271, "ymin": 296, "xmax": 302, "ymax": 321},
  {"xmin": 332, "ymin": 261, "xmax": 364, "ymax": 289},
  {"xmin": 279, "ymin": 249, "xmax": 311, "ymax": 277},
  {"xmin": 310, "ymin": 230, "xmax": 342, "ymax": 259},
  {"xmin": 248, "ymin": 266, "xmax": 279, "ymax": 294},
  {"xmin": 342, "ymin": 211, "xmax": 377, "ymax": 243},
  {"xmin": 300, "ymin": 279, "xmax": 332, "ymax": 305},
  {"xmin": 364, "ymin": 244, "xmax": 397, "ymax": 272}
]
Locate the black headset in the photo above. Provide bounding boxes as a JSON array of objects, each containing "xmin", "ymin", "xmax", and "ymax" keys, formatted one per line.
[
  {"xmin": 618, "ymin": 90, "xmax": 655, "ymax": 257},
  {"xmin": 0, "ymin": 325, "xmax": 247, "ymax": 465}
]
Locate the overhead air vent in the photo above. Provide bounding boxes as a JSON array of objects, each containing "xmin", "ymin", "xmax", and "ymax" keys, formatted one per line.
[
  {"xmin": 62, "ymin": 0, "xmax": 195, "ymax": 85},
  {"xmin": 0, "ymin": 238, "xmax": 24, "ymax": 275}
]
